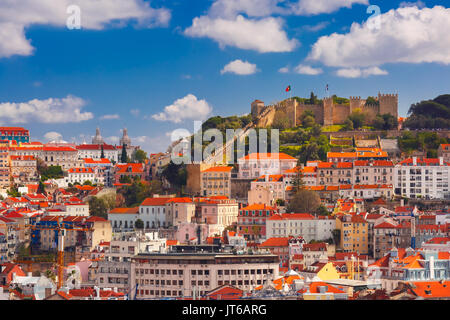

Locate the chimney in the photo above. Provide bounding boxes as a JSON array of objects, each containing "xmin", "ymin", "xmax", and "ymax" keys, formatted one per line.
[
  {"xmin": 412, "ymin": 157, "xmax": 417, "ymax": 166},
  {"xmin": 400, "ymin": 199, "xmax": 404, "ymax": 207}
]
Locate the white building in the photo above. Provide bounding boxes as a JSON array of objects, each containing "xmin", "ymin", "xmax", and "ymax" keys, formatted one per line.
[
  {"xmin": 108, "ymin": 207, "xmax": 139, "ymax": 232},
  {"xmin": 394, "ymin": 157, "xmax": 450, "ymax": 199},
  {"xmin": 266, "ymin": 213, "xmax": 335, "ymax": 243},
  {"xmin": 237, "ymin": 153, "xmax": 298, "ymax": 179},
  {"xmin": 139, "ymin": 197, "xmax": 173, "ymax": 229},
  {"xmin": 76, "ymin": 144, "xmax": 119, "ymax": 163}
]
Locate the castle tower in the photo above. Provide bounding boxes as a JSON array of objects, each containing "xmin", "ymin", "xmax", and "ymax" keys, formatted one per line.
[
  {"xmin": 323, "ymin": 97, "xmax": 334, "ymax": 126},
  {"xmin": 251, "ymin": 100, "xmax": 265, "ymax": 121},
  {"xmin": 285, "ymin": 99, "xmax": 298, "ymax": 127},
  {"xmin": 92, "ymin": 127, "xmax": 104, "ymax": 145},
  {"xmin": 378, "ymin": 93, "xmax": 398, "ymax": 119},
  {"xmin": 349, "ymin": 96, "xmax": 363, "ymax": 114}
]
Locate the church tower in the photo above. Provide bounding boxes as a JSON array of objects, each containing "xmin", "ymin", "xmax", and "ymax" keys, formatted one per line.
[
  {"xmin": 92, "ymin": 127, "xmax": 104, "ymax": 145},
  {"xmin": 120, "ymin": 128, "xmax": 131, "ymax": 147}
]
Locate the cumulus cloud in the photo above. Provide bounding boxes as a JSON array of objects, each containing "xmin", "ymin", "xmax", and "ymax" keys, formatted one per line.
[
  {"xmin": 100, "ymin": 114, "xmax": 120, "ymax": 120},
  {"xmin": 105, "ymin": 136, "xmax": 120, "ymax": 144},
  {"xmin": 307, "ymin": 6, "xmax": 450, "ymax": 67},
  {"xmin": 294, "ymin": 64, "xmax": 323, "ymax": 75},
  {"xmin": 0, "ymin": 95, "xmax": 93, "ymax": 124},
  {"xmin": 152, "ymin": 94, "xmax": 213, "ymax": 123},
  {"xmin": 336, "ymin": 66, "xmax": 388, "ymax": 78},
  {"xmin": 0, "ymin": 0, "xmax": 171, "ymax": 58},
  {"xmin": 185, "ymin": 15, "xmax": 298, "ymax": 53},
  {"xmin": 221, "ymin": 59, "xmax": 259, "ymax": 75},
  {"xmin": 44, "ymin": 131, "xmax": 63, "ymax": 142},
  {"xmin": 290, "ymin": 0, "xmax": 368, "ymax": 15}
]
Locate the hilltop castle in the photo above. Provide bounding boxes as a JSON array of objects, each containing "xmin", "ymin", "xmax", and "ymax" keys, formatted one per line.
[{"xmin": 251, "ymin": 92, "xmax": 398, "ymax": 128}]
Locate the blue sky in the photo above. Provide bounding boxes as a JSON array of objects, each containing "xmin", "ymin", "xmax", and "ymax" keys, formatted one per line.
[{"xmin": 0, "ymin": 0, "xmax": 449, "ymax": 153}]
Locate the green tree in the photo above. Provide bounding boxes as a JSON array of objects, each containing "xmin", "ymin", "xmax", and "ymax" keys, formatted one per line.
[
  {"xmin": 88, "ymin": 197, "xmax": 108, "ymax": 219},
  {"xmin": 347, "ymin": 109, "xmax": 366, "ymax": 129},
  {"xmin": 272, "ymin": 109, "xmax": 291, "ymax": 130},
  {"xmin": 121, "ymin": 144, "xmax": 128, "ymax": 163},
  {"xmin": 134, "ymin": 149, "xmax": 148, "ymax": 163},
  {"xmin": 100, "ymin": 144, "xmax": 105, "ymax": 159},
  {"xmin": 302, "ymin": 115, "xmax": 316, "ymax": 128},
  {"xmin": 342, "ymin": 118, "xmax": 354, "ymax": 131},
  {"xmin": 315, "ymin": 204, "xmax": 329, "ymax": 216},
  {"xmin": 37, "ymin": 181, "xmax": 46, "ymax": 194},
  {"xmin": 119, "ymin": 175, "xmax": 132, "ymax": 184},
  {"xmin": 83, "ymin": 180, "xmax": 93, "ymax": 186},
  {"xmin": 287, "ymin": 189, "xmax": 321, "ymax": 213}
]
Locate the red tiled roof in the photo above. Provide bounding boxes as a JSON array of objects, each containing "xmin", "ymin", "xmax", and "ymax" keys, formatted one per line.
[
  {"xmin": 268, "ymin": 213, "xmax": 315, "ymax": 221},
  {"xmin": 140, "ymin": 197, "xmax": 172, "ymax": 206},
  {"xmin": 239, "ymin": 153, "xmax": 297, "ymax": 161},
  {"xmin": 202, "ymin": 166, "xmax": 233, "ymax": 173},
  {"xmin": 108, "ymin": 207, "xmax": 139, "ymax": 214},
  {"xmin": 259, "ymin": 237, "xmax": 290, "ymax": 247}
]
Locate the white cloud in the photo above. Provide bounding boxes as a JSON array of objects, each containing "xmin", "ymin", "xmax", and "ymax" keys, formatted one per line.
[
  {"xmin": 44, "ymin": 131, "xmax": 63, "ymax": 142},
  {"xmin": 291, "ymin": 0, "xmax": 368, "ymax": 15},
  {"xmin": 303, "ymin": 21, "xmax": 329, "ymax": 32},
  {"xmin": 221, "ymin": 59, "xmax": 259, "ymax": 75},
  {"xmin": 336, "ymin": 66, "xmax": 388, "ymax": 78},
  {"xmin": 294, "ymin": 64, "xmax": 323, "ymax": 75},
  {"xmin": 184, "ymin": 15, "xmax": 298, "ymax": 53},
  {"xmin": 307, "ymin": 6, "xmax": 450, "ymax": 67},
  {"xmin": 0, "ymin": 0, "xmax": 171, "ymax": 58},
  {"xmin": 105, "ymin": 136, "xmax": 120, "ymax": 144},
  {"xmin": 0, "ymin": 95, "xmax": 93, "ymax": 124},
  {"xmin": 278, "ymin": 66, "xmax": 290, "ymax": 73},
  {"xmin": 100, "ymin": 114, "xmax": 120, "ymax": 120},
  {"xmin": 152, "ymin": 94, "xmax": 213, "ymax": 123}
]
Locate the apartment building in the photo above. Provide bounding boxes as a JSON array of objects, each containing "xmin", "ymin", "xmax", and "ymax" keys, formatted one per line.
[
  {"xmin": 266, "ymin": 213, "xmax": 335, "ymax": 243},
  {"xmin": 200, "ymin": 198, "xmax": 239, "ymax": 232},
  {"xmin": 237, "ymin": 153, "xmax": 297, "ymax": 179},
  {"xmin": 394, "ymin": 157, "xmax": 450, "ymax": 199},
  {"xmin": 9, "ymin": 155, "xmax": 38, "ymax": 184},
  {"xmin": 200, "ymin": 166, "xmax": 232, "ymax": 197},
  {"xmin": 42, "ymin": 145, "xmax": 81, "ymax": 170},
  {"xmin": 237, "ymin": 204, "xmax": 278, "ymax": 241},
  {"xmin": 336, "ymin": 214, "xmax": 369, "ymax": 255},
  {"xmin": 353, "ymin": 160, "xmax": 394, "ymax": 185},
  {"xmin": 76, "ymin": 144, "xmax": 118, "ymax": 163},
  {"xmin": 249, "ymin": 174, "xmax": 286, "ymax": 205},
  {"xmin": 317, "ymin": 162, "xmax": 353, "ymax": 186},
  {"xmin": 130, "ymin": 245, "xmax": 279, "ymax": 299}
]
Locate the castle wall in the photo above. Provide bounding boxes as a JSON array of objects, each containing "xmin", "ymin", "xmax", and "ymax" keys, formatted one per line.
[
  {"xmin": 295, "ymin": 104, "xmax": 324, "ymax": 125},
  {"xmin": 362, "ymin": 104, "xmax": 379, "ymax": 122},
  {"xmin": 332, "ymin": 104, "xmax": 351, "ymax": 124}
]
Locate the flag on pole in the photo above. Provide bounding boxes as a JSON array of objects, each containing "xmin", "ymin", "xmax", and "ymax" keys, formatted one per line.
[{"xmin": 285, "ymin": 85, "xmax": 291, "ymax": 92}]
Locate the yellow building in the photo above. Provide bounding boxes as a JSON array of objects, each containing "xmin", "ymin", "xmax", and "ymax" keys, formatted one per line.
[
  {"xmin": 336, "ymin": 214, "xmax": 368, "ymax": 255},
  {"xmin": 200, "ymin": 166, "xmax": 232, "ymax": 197},
  {"xmin": 300, "ymin": 262, "xmax": 341, "ymax": 281}
]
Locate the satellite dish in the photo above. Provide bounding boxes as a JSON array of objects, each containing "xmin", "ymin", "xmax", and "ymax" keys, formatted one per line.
[{"xmin": 65, "ymin": 265, "xmax": 82, "ymax": 289}]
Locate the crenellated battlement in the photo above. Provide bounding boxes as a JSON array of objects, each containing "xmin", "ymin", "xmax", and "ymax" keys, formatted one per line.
[{"xmin": 251, "ymin": 92, "xmax": 398, "ymax": 128}]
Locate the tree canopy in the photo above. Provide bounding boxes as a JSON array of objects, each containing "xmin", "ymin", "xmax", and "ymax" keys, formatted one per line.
[{"xmin": 404, "ymin": 94, "xmax": 450, "ymax": 129}]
